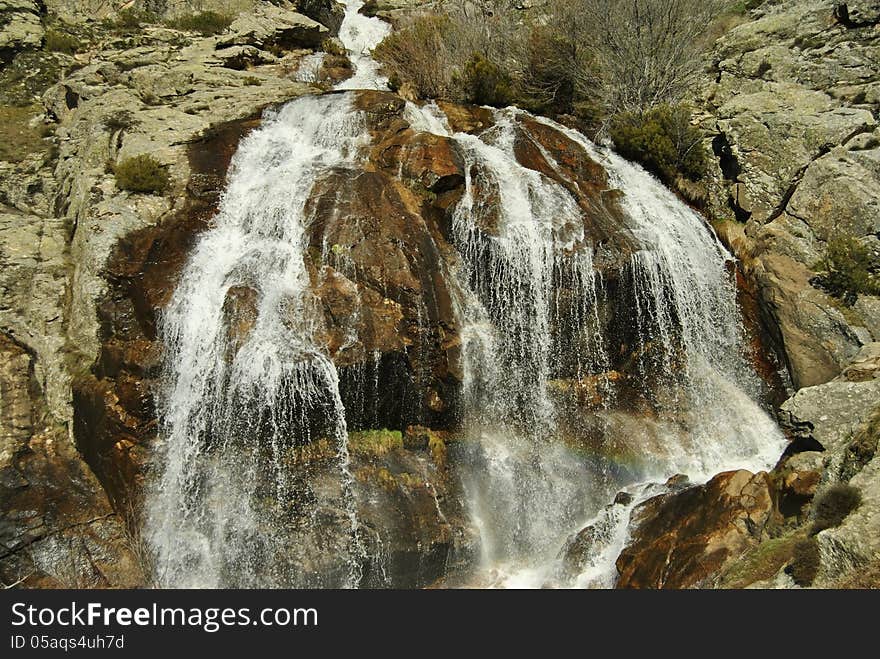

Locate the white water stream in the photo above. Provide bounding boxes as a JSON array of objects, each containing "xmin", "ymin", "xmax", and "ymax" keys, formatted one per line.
[{"xmin": 145, "ymin": 1, "xmax": 786, "ymax": 588}]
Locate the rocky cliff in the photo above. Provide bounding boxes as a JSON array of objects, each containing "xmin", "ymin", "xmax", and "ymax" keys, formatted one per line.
[
  {"xmin": 1, "ymin": 0, "xmax": 878, "ymax": 589},
  {"xmin": 609, "ymin": 0, "xmax": 880, "ymax": 589},
  {"xmin": 0, "ymin": 0, "xmax": 350, "ymax": 588}
]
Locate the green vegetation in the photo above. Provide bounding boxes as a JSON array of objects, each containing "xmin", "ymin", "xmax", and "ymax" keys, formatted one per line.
[
  {"xmin": 787, "ymin": 537, "xmax": 821, "ymax": 586},
  {"xmin": 609, "ymin": 105, "xmax": 708, "ymax": 185},
  {"xmin": 321, "ymin": 38, "xmax": 346, "ymax": 57},
  {"xmin": 373, "ymin": 15, "xmax": 453, "ymax": 100},
  {"xmin": 167, "ymin": 11, "xmax": 234, "ymax": 36},
  {"xmin": 730, "ymin": 0, "xmax": 766, "ymax": 13},
  {"xmin": 813, "ymin": 235, "xmax": 880, "ymax": 306},
  {"xmin": 43, "ymin": 28, "xmax": 79, "ymax": 55},
  {"xmin": 428, "ymin": 433, "xmax": 447, "ymax": 470},
  {"xmin": 719, "ymin": 533, "xmax": 800, "ymax": 588},
  {"xmin": 348, "ymin": 429, "xmax": 403, "ymax": 457},
  {"xmin": 456, "ymin": 53, "xmax": 513, "ymax": 107},
  {"xmin": 103, "ymin": 110, "xmax": 137, "ymax": 133},
  {"xmin": 840, "ymin": 407, "xmax": 880, "ymax": 481},
  {"xmin": 107, "ymin": 8, "xmax": 159, "ymax": 33},
  {"xmin": 810, "ymin": 483, "xmax": 862, "ymax": 535},
  {"xmin": 113, "ymin": 154, "xmax": 170, "ymax": 194},
  {"xmin": 373, "ymin": 0, "xmax": 724, "ymax": 181}
]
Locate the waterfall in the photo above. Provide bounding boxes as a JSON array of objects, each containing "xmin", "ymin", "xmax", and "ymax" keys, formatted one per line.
[
  {"xmin": 146, "ymin": 95, "xmax": 370, "ymax": 587},
  {"xmin": 145, "ymin": 2, "xmax": 785, "ymax": 588},
  {"xmin": 400, "ymin": 101, "xmax": 785, "ymax": 586},
  {"xmin": 334, "ymin": 0, "xmax": 391, "ymax": 91}
]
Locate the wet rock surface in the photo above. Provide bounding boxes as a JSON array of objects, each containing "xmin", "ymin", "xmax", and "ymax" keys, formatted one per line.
[{"xmin": 615, "ymin": 470, "xmax": 776, "ymax": 589}]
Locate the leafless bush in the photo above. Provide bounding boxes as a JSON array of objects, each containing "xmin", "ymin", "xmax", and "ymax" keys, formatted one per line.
[{"xmin": 573, "ymin": 0, "xmax": 729, "ymax": 113}]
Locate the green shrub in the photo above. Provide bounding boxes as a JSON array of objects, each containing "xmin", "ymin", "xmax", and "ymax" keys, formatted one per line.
[
  {"xmin": 456, "ymin": 53, "xmax": 513, "ymax": 108},
  {"xmin": 787, "ymin": 537, "xmax": 820, "ymax": 587},
  {"xmin": 108, "ymin": 8, "xmax": 158, "ymax": 33},
  {"xmin": 813, "ymin": 235, "xmax": 880, "ymax": 306},
  {"xmin": 44, "ymin": 28, "xmax": 79, "ymax": 55},
  {"xmin": 517, "ymin": 28, "xmax": 577, "ymax": 115},
  {"xmin": 168, "ymin": 11, "xmax": 233, "ymax": 36},
  {"xmin": 610, "ymin": 104, "xmax": 708, "ymax": 184},
  {"xmin": 840, "ymin": 408, "xmax": 880, "ymax": 481},
  {"xmin": 114, "ymin": 154, "xmax": 170, "ymax": 194},
  {"xmin": 810, "ymin": 483, "xmax": 862, "ymax": 535}
]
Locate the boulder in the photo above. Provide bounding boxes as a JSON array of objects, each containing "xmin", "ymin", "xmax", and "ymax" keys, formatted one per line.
[
  {"xmin": 217, "ymin": 5, "xmax": 328, "ymax": 50},
  {"xmin": 840, "ymin": 342, "xmax": 880, "ymax": 382},
  {"xmin": 295, "ymin": 0, "xmax": 345, "ymax": 35},
  {"xmin": 616, "ymin": 470, "xmax": 776, "ymax": 588},
  {"xmin": 778, "ymin": 378, "xmax": 880, "ymax": 457}
]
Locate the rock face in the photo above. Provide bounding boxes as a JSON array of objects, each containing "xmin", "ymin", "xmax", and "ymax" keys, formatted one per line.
[
  {"xmin": 0, "ymin": 3, "xmax": 349, "ymax": 587},
  {"xmin": 0, "ymin": 0, "xmax": 43, "ymax": 62},
  {"xmin": 615, "ymin": 470, "xmax": 776, "ymax": 589},
  {"xmin": 0, "ymin": 334, "xmax": 143, "ymax": 588},
  {"xmin": 700, "ymin": 0, "xmax": 880, "ymax": 389}
]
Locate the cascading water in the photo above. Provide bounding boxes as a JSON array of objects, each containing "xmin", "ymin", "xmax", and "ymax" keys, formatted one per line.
[
  {"xmin": 146, "ymin": 94, "xmax": 371, "ymax": 587},
  {"xmin": 146, "ymin": 2, "xmax": 786, "ymax": 588},
  {"xmin": 398, "ymin": 102, "xmax": 785, "ymax": 586},
  {"xmin": 334, "ymin": 0, "xmax": 391, "ymax": 91},
  {"xmin": 146, "ymin": 1, "xmax": 394, "ymax": 587}
]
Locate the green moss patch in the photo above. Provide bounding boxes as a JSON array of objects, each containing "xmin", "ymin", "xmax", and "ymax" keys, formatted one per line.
[
  {"xmin": 348, "ymin": 429, "xmax": 403, "ymax": 457},
  {"xmin": 718, "ymin": 533, "xmax": 801, "ymax": 588}
]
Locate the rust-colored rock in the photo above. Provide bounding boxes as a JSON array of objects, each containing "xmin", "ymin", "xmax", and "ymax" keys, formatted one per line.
[
  {"xmin": 436, "ymin": 101, "xmax": 494, "ymax": 134},
  {"xmin": 371, "ymin": 129, "xmax": 465, "ymax": 193},
  {"xmin": 616, "ymin": 470, "xmax": 776, "ymax": 589},
  {"xmin": 73, "ymin": 115, "xmax": 264, "ymax": 509}
]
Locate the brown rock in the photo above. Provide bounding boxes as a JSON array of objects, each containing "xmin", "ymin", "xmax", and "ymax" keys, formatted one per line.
[
  {"xmin": 371, "ymin": 129, "xmax": 465, "ymax": 193},
  {"xmin": 616, "ymin": 470, "xmax": 776, "ymax": 589},
  {"xmin": 436, "ymin": 101, "xmax": 494, "ymax": 134},
  {"xmin": 1, "ymin": 335, "xmax": 142, "ymax": 588}
]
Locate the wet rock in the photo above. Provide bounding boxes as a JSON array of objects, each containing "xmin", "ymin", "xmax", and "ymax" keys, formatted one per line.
[
  {"xmin": 616, "ymin": 470, "xmax": 775, "ymax": 588},
  {"xmin": 305, "ymin": 166, "xmax": 462, "ymax": 429},
  {"xmin": 614, "ymin": 491, "xmax": 634, "ymax": 506},
  {"xmin": 372, "ymin": 129, "xmax": 465, "ymax": 193},
  {"xmin": 403, "ymin": 425, "xmax": 432, "ymax": 450},
  {"xmin": 512, "ymin": 115, "xmax": 637, "ymax": 268},
  {"xmin": 436, "ymin": 101, "xmax": 494, "ymax": 134}
]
